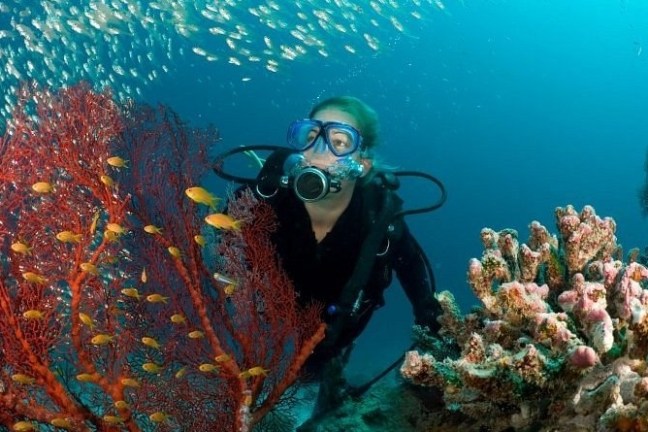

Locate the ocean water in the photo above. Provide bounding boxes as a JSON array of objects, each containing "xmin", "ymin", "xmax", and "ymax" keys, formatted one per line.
[{"xmin": 3, "ymin": 0, "xmax": 648, "ymax": 427}]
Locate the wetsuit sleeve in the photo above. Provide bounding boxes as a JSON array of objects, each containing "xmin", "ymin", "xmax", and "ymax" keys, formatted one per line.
[{"xmin": 392, "ymin": 223, "xmax": 443, "ymax": 334}]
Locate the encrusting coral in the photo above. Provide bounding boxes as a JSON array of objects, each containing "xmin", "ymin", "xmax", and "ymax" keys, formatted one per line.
[{"xmin": 401, "ymin": 204, "xmax": 648, "ymax": 432}]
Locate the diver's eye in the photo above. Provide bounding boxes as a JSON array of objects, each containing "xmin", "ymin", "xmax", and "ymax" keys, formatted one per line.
[
  {"xmin": 305, "ymin": 128, "xmax": 321, "ymax": 144},
  {"xmin": 330, "ymin": 131, "xmax": 352, "ymax": 150}
]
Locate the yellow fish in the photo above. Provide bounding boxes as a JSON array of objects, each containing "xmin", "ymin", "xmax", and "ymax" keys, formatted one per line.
[
  {"xmin": 22, "ymin": 309, "xmax": 45, "ymax": 320},
  {"xmin": 56, "ymin": 231, "xmax": 82, "ymax": 243},
  {"xmin": 106, "ymin": 223, "xmax": 127, "ymax": 235},
  {"xmin": 12, "ymin": 421, "xmax": 35, "ymax": 431},
  {"xmin": 205, "ymin": 213, "xmax": 242, "ymax": 231},
  {"xmin": 239, "ymin": 366, "xmax": 269, "ymax": 379},
  {"xmin": 144, "ymin": 224, "xmax": 162, "ymax": 234},
  {"xmin": 22, "ymin": 272, "xmax": 47, "ymax": 284},
  {"xmin": 175, "ymin": 367, "xmax": 187, "ymax": 379},
  {"xmin": 114, "ymin": 400, "xmax": 129, "ymax": 409},
  {"xmin": 89, "ymin": 210, "xmax": 101, "ymax": 234},
  {"xmin": 188, "ymin": 330, "xmax": 204, "ymax": 339},
  {"xmin": 167, "ymin": 246, "xmax": 181, "ymax": 258},
  {"xmin": 247, "ymin": 366, "xmax": 269, "ymax": 376},
  {"xmin": 80, "ymin": 262, "xmax": 98, "ymax": 275},
  {"xmin": 141, "ymin": 268, "xmax": 148, "ymax": 283},
  {"xmin": 223, "ymin": 284, "xmax": 236, "ymax": 296},
  {"xmin": 198, "ymin": 363, "xmax": 219, "ymax": 373},
  {"xmin": 103, "ymin": 230, "xmax": 119, "ymax": 242},
  {"xmin": 76, "ymin": 373, "xmax": 98, "ymax": 382},
  {"xmin": 121, "ymin": 288, "xmax": 142, "ymax": 299},
  {"xmin": 31, "ymin": 181, "xmax": 53, "ymax": 193},
  {"xmin": 91, "ymin": 334, "xmax": 114, "ymax": 345},
  {"xmin": 142, "ymin": 362, "xmax": 163, "ymax": 373},
  {"xmin": 149, "ymin": 412, "xmax": 169, "ymax": 423},
  {"xmin": 194, "ymin": 234, "xmax": 206, "ymax": 247},
  {"xmin": 11, "ymin": 373, "xmax": 35, "ymax": 385},
  {"xmin": 141, "ymin": 336, "xmax": 161, "ymax": 349},
  {"xmin": 214, "ymin": 354, "xmax": 231, "ymax": 363},
  {"xmin": 146, "ymin": 293, "xmax": 169, "ymax": 303},
  {"xmin": 185, "ymin": 186, "xmax": 220, "ymax": 209},
  {"xmin": 170, "ymin": 313, "xmax": 186, "ymax": 324},
  {"xmin": 10, "ymin": 241, "xmax": 32, "ymax": 255},
  {"xmin": 120, "ymin": 377, "xmax": 140, "ymax": 388},
  {"xmin": 50, "ymin": 418, "xmax": 73, "ymax": 429},
  {"xmin": 100, "ymin": 174, "xmax": 114, "ymax": 187},
  {"xmin": 102, "ymin": 415, "xmax": 123, "ymax": 425},
  {"xmin": 106, "ymin": 156, "xmax": 128, "ymax": 168},
  {"xmin": 79, "ymin": 312, "xmax": 95, "ymax": 329}
]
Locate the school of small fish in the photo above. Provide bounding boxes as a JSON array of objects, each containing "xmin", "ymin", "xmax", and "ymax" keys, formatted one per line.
[{"xmin": 0, "ymin": 0, "xmax": 445, "ymax": 123}]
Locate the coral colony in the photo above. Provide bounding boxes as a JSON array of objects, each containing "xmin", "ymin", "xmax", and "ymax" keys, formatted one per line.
[
  {"xmin": 402, "ymin": 204, "xmax": 648, "ymax": 431},
  {"xmin": 0, "ymin": 83, "xmax": 324, "ymax": 431}
]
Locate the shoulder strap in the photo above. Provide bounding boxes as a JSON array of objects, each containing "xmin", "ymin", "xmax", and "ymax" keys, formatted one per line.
[{"xmin": 321, "ymin": 172, "xmax": 403, "ymax": 349}]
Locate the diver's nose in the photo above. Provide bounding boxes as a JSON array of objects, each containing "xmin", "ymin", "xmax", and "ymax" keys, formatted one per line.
[{"xmin": 311, "ymin": 136, "xmax": 328, "ymax": 154}]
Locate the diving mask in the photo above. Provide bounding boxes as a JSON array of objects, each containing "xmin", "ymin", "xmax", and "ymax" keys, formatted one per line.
[{"xmin": 287, "ymin": 119, "xmax": 363, "ymax": 157}]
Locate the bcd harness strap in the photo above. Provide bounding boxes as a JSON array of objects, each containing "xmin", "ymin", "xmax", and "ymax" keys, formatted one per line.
[{"xmin": 318, "ymin": 172, "xmax": 403, "ymax": 352}]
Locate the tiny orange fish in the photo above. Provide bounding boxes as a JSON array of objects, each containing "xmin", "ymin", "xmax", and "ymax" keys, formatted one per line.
[
  {"xmin": 194, "ymin": 234, "xmax": 206, "ymax": 246},
  {"xmin": 120, "ymin": 377, "xmax": 140, "ymax": 388},
  {"xmin": 188, "ymin": 330, "xmax": 204, "ymax": 339},
  {"xmin": 205, "ymin": 213, "xmax": 242, "ymax": 231},
  {"xmin": 185, "ymin": 186, "xmax": 219, "ymax": 209},
  {"xmin": 91, "ymin": 334, "xmax": 114, "ymax": 345},
  {"xmin": 144, "ymin": 224, "xmax": 163, "ymax": 234},
  {"xmin": 198, "ymin": 363, "xmax": 219, "ymax": 373},
  {"xmin": 170, "ymin": 313, "xmax": 186, "ymax": 324},
  {"xmin": 106, "ymin": 156, "xmax": 128, "ymax": 168},
  {"xmin": 168, "ymin": 246, "xmax": 182, "ymax": 258},
  {"xmin": 22, "ymin": 309, "xmax": 45, "ymax": 320},
  {"xmin": 141, "ymin": 336, "xmax": 161, "ymax": 349},
  {"xmin": 22, "ymin": 272, "xmax": 47, "ymax": 284},
  {"xmin": 11, "ymin": 373, "xmax": 35, "ymax": 385},
  {"xmin": 239, "ymin": 366, "xmax": 269, "ymax": 379},
  {"xmin": 121, "ymin": 288, "xmax": 142, "ymax": 299},
  {"xmin": 149, "ymin": 412, "xmax": 170, "ymax": 423},
  {"xmin": 146, "ymin": 293, "xmax": 169, "ymax": 303},
  {"xmin": 100, "ymin": 174, "xmax": 114, "ymax": 187},
  {"xmin": 10, "ymin": 241, "xmax": 32, "ymax": 255},
  {"xmin": 56, "ymin": 230, "xmax": 82, "ymax": 243},
  {"xmin": 31, "ymin": 181, "xmax": 53, "ymax": 193},
  {"xmin": 142, "ymin": 362, "xmax": 163, "ymax": 374}
]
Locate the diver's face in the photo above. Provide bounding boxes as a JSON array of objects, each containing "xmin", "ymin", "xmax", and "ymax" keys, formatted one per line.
[{"xmin": 302, "ymin": 108, "xmax": 361, "ymax": 168}]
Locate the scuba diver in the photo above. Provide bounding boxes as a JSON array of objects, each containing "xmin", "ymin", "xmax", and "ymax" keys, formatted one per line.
[{"xmin": 214, "ymin": 96, "xmax": 446, "ymax": 426}]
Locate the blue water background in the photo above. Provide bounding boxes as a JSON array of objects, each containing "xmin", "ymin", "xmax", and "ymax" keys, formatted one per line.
[{"xmin": 135, "ymin": 1, "xmax": 648, "ymax": 381}]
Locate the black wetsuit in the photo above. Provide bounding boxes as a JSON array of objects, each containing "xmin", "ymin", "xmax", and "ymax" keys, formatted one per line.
[{"xmin": 256, "ymin": 150, "xmax": 442, "ymax": 370}]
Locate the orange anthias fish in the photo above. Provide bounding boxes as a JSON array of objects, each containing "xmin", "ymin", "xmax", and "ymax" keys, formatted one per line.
[
  {"xmin": 10, "ymin": 241, "xmax": 32, "ymax": 255},
  {"xmin": 106, "ymin": 156, "xmax": 128, "ymax": 168},
  {"xmin": 204, "ymin": 213, "xmax": 243, "ymax": 231},
  {"xmin": 144, "ymin": 224, "xmax": 162, "ymax": 235},
  {"xmin": 185, "ymin": 186, "xmax": 220, "ymax": 209},
  {"xmin": 56, "ymin": 230, "xmax": 83, "ymax": 243},
  {"xmin": 31, "ymin": 181, "xmax": 53, "ymax": 194}
]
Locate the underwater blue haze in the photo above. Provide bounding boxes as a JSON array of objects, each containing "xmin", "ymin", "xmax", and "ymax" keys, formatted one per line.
[{"xmin": 2, "ymin": 0, "xmax": 648, "ymax": 386}]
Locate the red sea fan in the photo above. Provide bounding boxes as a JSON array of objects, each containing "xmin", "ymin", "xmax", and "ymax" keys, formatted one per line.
[{"xmin": 0, "ymin": 83, "xmax": 324, "ymax": 431}]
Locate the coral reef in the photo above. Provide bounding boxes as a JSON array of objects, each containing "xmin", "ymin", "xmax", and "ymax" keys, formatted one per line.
[
  {"xmin": 402, "ymin": 204, "xmax": 648, "ymax": 431},
  {"xmin": 0, "ymin": 83, "xmax": 324, "ymax": 431}
]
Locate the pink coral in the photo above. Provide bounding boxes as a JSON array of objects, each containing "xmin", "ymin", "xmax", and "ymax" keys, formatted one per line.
[
  {"xmin": 402, "ymin": 205, "xmax": 648, "ymax": 431},
  {"xmin": 569, "ymin": 345, "xmax": 599, "ymax": 369}
]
